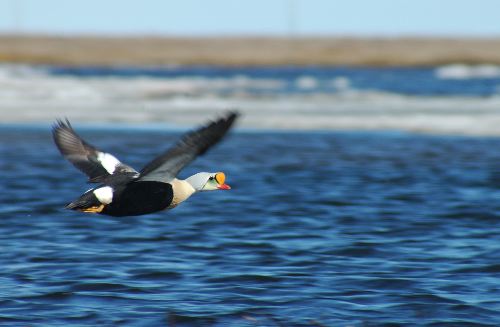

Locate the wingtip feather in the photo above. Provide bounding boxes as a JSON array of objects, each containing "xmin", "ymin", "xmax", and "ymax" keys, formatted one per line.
[
  {"xmin": 223, "ymin": 110, "xmax": 240, "ymax": 124},
  {"xmin": 137, "ymin": 110, "xmax": 240, "ymax": 180},
  {"xmin": 52, "ymin": 118, "xmax": 73, "ymax": 134}
]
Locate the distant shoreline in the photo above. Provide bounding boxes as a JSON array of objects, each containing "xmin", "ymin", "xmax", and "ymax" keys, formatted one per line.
[{"xmin": 1, "ymin": 35, "xmax": 500, "ymax": 66}]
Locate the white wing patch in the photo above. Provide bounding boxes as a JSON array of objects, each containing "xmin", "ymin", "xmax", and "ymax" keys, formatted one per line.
[
  {"xmin": 97, "ymin": 152, "xmax": 121, "ymax": 174},
  {"xmin": 93, "ymin": 186, "xmax": 114, "ymax": 204}
]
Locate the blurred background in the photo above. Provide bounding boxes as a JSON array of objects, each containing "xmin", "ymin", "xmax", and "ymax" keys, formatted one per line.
[
  {"xmin": 3, "ymin": 1, "xmax": 500, "ymax": 326},
  {"xmin": 1, "ymin": 0, "xmax": 500, "ymax": 133}
]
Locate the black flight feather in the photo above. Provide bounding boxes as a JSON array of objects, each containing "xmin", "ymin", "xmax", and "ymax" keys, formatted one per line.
[
  {"xmin": 138, "ymin": 111, "xmax": 239, "ymax": 183},
  {"xmin": 52, "ymin": 119, "xmax": 138, "ymax": 183}
]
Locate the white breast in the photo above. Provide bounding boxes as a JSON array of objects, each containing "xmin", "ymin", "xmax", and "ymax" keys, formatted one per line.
[{"xmin": 169, "ymin": 179, "xmax": 196, "ymax": 208}]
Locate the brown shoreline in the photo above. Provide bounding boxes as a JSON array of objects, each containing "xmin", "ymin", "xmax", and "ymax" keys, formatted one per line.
[{"xmin": 1, "ymin": 35, "xmax": 500, "ymax": 66}]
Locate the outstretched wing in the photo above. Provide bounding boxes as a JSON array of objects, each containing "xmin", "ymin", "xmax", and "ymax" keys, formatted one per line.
[
  {"xmin": 139, "ymin": 112, "xmax": 238, "ymax": 183},
  {"xmin": 52, "ymin": 119, "xmax": 138, "ymax": 183}
]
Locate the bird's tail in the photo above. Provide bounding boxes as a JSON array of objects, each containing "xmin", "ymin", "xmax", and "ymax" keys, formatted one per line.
[{"xmin": 66, "ymin": 191, "xmax": 105, "ymax": 213}]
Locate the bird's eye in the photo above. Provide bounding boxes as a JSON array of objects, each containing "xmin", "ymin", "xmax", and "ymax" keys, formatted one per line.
[{"xmin": 209, "ymin": 176, "xmax": 214, "ymax": 181}]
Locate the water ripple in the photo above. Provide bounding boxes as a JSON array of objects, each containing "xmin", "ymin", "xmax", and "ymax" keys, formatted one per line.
[{"xmin": 2, "ymin": 128, "xmax": 500, "ymax": 325}]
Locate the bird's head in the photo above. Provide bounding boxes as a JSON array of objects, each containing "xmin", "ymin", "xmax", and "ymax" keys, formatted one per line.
[{"xmin": 186, "ymin": 172, "xmax": 231, "ymax": 192}]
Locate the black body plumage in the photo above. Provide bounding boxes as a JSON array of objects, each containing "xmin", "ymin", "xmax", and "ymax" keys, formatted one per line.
[{"xmin": 101, "ymin": 182, "xmax": 174, "ymax": 217}]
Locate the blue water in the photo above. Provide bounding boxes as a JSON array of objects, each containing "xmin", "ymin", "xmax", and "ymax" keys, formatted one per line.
[{"xmin": 2, "ymin": 126, "xmax": 500, "ymax": 326}]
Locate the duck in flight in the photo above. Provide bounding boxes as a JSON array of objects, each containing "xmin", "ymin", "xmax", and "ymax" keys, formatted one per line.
[{"xmin": 53, "ymin": 112, "xmax": 238, "ymax": 217}]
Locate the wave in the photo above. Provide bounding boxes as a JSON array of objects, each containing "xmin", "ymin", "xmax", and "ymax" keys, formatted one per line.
[
  {"xmin": 2, "ymin": 88, "xmax": 500, "ymax": 135},
  {"xmin": 0, "ymin": 64, "xmax": 289, "ymax": 102},
  {"xmin": 3, "ymin": 64, "xmax": 500, "ymax": 135},
  {"xmin": 435, "ymin": 64, "xmax": 500, "ymax": 80},
  {"xmin": 0, "ymin": 64, "xmax": 354, "ymax": 102},
  {"xmin": 2, "ymin": 63, "xmax": 500, "ymax": 101}
]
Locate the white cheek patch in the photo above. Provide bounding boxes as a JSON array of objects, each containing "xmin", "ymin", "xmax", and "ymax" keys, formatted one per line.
[
  {"xmin": 93, "ymin": 186, "xmax": 114, "ymax": 204},
  {"xmin": 97, "ymin": 152, "xmax": 120, "ymax": 174}
]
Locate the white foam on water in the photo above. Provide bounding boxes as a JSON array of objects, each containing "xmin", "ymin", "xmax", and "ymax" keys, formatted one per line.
[
  {"xmin": 435, "ymin": 64, "xmax": 500, "ymax": 80},
  {"xmin": 4, "ymin": 88, "xmax": 500, "ymax": 136},
  {"xmin": 0, "ymin": 64, "xmax": 288, "ymax": 102},
  {"xmin": 330, "ymin": 76, "xmax": 350, "ymax": 90},
  {"xmin": 2, "ymin": 64, "xmax": 500, "ymax": 136},
  {"xmin": 295, "ymin": 76, "xmax": 318, "ymax": 90}
]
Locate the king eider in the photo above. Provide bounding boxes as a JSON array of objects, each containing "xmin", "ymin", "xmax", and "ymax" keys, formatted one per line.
[{"xmin": 53, "ymin": 112, "xmax": 238, "ymax": 217}]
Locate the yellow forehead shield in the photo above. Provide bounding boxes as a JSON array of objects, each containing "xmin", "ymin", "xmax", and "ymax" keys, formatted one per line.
[{"xmin": 215, "ymin": 172, "xmax": 226, "ymax": 185}]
